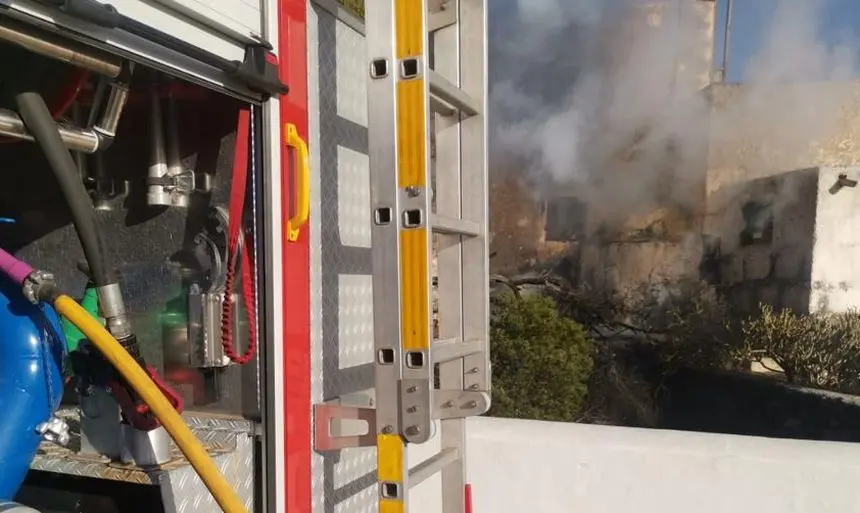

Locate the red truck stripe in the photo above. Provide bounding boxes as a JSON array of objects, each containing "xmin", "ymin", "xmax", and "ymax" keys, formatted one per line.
[{"xmin": 279, "ymin": 0, "xmax": 311, "ymax": 510}]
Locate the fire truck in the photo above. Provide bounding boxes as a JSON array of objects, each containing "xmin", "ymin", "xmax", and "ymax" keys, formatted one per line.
[{"xmin": 0, "ymin": 0, "xmax": 488, "ymax": 512}]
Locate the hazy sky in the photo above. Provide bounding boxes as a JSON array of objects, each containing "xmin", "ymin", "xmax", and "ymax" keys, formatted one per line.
[
  {"xmin": 490, "ymin": 0, "xmax": 860, "ymax": 83},
  {"xmin": 710, "ymin": 0, "xmax": 860, "ymax": 81}
]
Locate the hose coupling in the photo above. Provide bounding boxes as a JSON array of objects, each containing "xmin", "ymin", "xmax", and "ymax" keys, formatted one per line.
[{"xmin": 22, "ymin": 269, "xmax": 57, "ymax": 304}]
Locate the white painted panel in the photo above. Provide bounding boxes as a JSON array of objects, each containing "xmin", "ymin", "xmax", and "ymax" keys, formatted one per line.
[
  {"xmin": 411, "ymin": 417, "xmax": 860, "ymax": 513},
  {"xmin": 152, "ymin": 0, "xmax": 263, "ymax": 40},
  {"xmin": 812, "ymin": 167, "xmax": 860, "ymax": 312},
  {"xmin": 96, "ymin": 0, "xmax": 251, "ymax": 59}
]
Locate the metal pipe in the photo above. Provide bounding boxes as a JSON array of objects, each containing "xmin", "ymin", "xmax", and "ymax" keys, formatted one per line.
[
  {"xmin": 0, "ymin": 108, "xmax": 99, "ymax": 153},
  {"xmin": 147, "ymin": 89, "xmax": 171, "ymax": 206},
  {"xmin": 0, "ymin": 78, "xmax": 130, "ymax": 154},
  {"xmin": 0, "ymin": 19, "xmax": 122, "ymax": 77},
  {"xmin": 93, "ymin": 82, "xmax": 130, "ymax": 141},
  {"xmin": 165, "ymin": 92, "xmax": 190, "ymax": 208},
  {"xmin": 720, "ymin": 0, "xmax": 734, "ymax": 81}
]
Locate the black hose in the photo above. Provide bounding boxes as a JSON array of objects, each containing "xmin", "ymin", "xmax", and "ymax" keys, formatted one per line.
[{"xmin": 15, "ymin": 91, "xmax": 113, "ymax": 287}]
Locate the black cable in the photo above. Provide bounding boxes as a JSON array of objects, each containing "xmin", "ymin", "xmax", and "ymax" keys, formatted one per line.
[{"xmin": 15, "ymin": 91, "xmax": 114, "ymax": 287}]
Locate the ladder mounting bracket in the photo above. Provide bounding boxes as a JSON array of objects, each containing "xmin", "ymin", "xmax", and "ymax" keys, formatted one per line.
[
  {"xmin": 313, "ymin": 403, "xmax": 377, "ymax": 452},
  {"xmin": 433, "ymin": 390, "xmax": 491, "ymax": 419}
]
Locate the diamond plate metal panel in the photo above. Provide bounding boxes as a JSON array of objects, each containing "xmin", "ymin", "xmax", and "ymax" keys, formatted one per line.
[
  {"xmin": 30, "ymin": 407, "xmax": 255, "ymax": 511},
  {"xmin": 338, "ymin": 146, "xmax": 372, "ymax": 248},
  {"xmin": 336, "ymin": 21, "xmax": 369, "ymax": 127},
  {"xmin": 310, "ymin": 4, "xmax": 377, "ymax": 513},
  {"xmin": 338, "ymin": 274, "xmax": 374, "ymax": 368},
  {"xmin": 159, "ymin": 432, "xmax": 255, "ymax": 513}
]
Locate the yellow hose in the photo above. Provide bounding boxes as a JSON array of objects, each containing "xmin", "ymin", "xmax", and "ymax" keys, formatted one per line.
[{"xmin": 54, "ymin": 295, "xmax": 247, "ymax": 513}]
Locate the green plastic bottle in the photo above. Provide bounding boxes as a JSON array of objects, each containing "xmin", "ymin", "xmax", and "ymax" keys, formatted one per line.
[{"xmin": 60, "ymin": 285, "xmax": 102, "ymax": 352}]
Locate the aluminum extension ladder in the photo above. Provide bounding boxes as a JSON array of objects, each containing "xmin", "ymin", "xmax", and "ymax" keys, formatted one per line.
[
  {"xmin": 366, "ymin": 0, "xmax": 490, "ymax": 510},
  {"xmin": 313, "ymin": 0, "xmax": 490, "ymax": 512}
]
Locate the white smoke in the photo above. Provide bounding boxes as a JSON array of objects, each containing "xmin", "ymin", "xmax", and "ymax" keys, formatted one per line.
[{"xmin": 490, "ymin": 0, "xmax": 860, "ymax": 232}]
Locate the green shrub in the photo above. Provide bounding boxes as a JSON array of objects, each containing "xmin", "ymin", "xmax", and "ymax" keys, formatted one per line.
[
  {"xmin": 737, "ymin": 304, "xmax": 860, "ymax": 392},
  {"xmin": 489, "ymin": 292, "xmax": 594, "ymax": 421}
]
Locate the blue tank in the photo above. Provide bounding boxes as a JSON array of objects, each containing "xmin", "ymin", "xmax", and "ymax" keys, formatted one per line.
[{"xmin": 0, "ymin": 276, "xmax": 66, "ymax": 500}]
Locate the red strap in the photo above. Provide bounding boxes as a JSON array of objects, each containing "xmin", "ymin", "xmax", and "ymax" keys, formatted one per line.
[
  {"xmin": 108, "ymin": 365, "xmax": 185, "ymax": 431},
  {"xmin": 221, "ymin": 107, "xmax": 257, "ymax": 365},
  {"xmin": 227, "ymin": 108, "xmax": 251, "ymax": 255},
  {"xmin": 51, "ymin": 68, "xmax": 91, "ymax": 119}
]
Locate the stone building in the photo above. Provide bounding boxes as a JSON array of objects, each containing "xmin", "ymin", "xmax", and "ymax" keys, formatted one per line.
[
  {"xmin": 706, "ymin": 82, "xmax": 860, "ymax": 313},
  {"xmin": 575, "ymin": 0, "xmax": 717, "ymax": 301},
  {"xmin": 490, "ymin": 1, "xmax": 718, "ymax": 291}
]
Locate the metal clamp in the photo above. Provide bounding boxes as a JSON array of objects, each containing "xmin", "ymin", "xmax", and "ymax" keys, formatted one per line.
[
  {"xmin": 36, "ymin": 416, "xmax": 71, "ymax": 447},
  {"xmin": 187, "ymin": 287, "xmax": 237, "ymax": 368}
]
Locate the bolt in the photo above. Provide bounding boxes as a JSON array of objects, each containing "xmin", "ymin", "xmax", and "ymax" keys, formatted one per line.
[
  {"xmin": 382, "ymin": 425, "xmax": 394, "ymax": 434},
  {"xmin": 465, "ymin": 401, "xmax": 477, "ymax": 409},
  {"xmin": 405, "ymin": 425, "xmax": 421, "ymax": 437},
  {"xmin": 407, "ymin": 406, "xmax": 418, "ymax": 413},
  {"xmin": 467, "ymin": 367, "xmax": 479, "ymax": 374},
  {"xmin": 405, "ymin": 186, "xmax": 421, "ymax": 198},
  {"xmin": 407, "ymin": 386, "xmax": 418, "ymax": 393},
  {"xmin": 469, "ymin": 384, "xmax": 479, "ymax": 390},
  {"xmin": 443, "ymin": 400, "xmax": 455, "ymax": 408}
]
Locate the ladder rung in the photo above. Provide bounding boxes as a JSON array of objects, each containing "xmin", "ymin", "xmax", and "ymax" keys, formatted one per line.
[
  {"xmin": 433, "ymin": 338, "xmax": 483, "ymax": 364},
  {"xmin": 408, "ymin": 447, "xmax": 460, "ymax": 488},
  {"xmin": 429, "ymin": 70, "xmax": 480, "ymax": 117},
  {"xmin": 429, "ymin": 9, "xmax": 457, "ymax": 32},
  {"xmin": 431, "ymin": 214, "xmax": 480, "ymax": 237}
]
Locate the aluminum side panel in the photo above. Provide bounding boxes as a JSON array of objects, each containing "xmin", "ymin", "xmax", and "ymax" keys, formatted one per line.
[{"xmin": 309, "ymin": 4, "xmax": 377, "ymax": 513}]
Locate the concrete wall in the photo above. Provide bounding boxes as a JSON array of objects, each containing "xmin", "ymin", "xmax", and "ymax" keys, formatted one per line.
[
  {"xmin": 810, "ymin": 167, "xmax": 860, "ymax": 311},
  {"xmin": 453, "ymin": 417, "xmax": 860, "ymax": 513}
]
